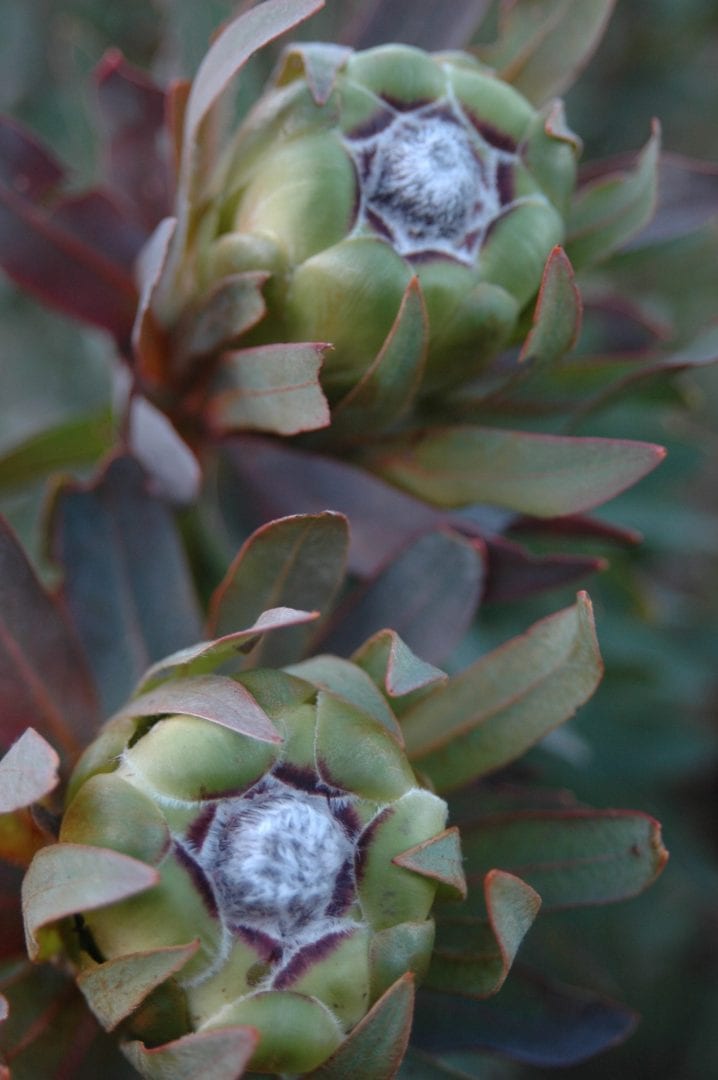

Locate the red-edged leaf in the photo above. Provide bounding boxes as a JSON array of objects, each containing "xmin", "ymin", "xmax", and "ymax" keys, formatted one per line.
[
  {"xmin": 94, "ymin": 49, "xmax": 172, "ymax": 231},
  {"xmin": 429, "ymin": 870, "xmax": 540, "ymax": 997},
  {"xmin": 363, "ymin": 425, "xmax": 666, "ymax": 514},
  {"xmin": 48, "ymin": 455, "xmax": 203, "ymax": 715},
  {"xmin": 77, "ymin": 941, "xmax": 200, "ymax": 1031},
  {"xmin": 0, "ymin": 180, "xmax": 139, "ymax": 343},
  {"xmin": 0, "ymin": 729, "xmax": 59, "ymax": 813},
  {"xmin": 307, "ymin": 973, "xmax": 415, "ymax": 1079},
  {"xmin": 115, "ymin": 674, "xmax": 282, "ymax": 745},
  {"xmin": 481, "ymin": 0, "xmax": 616, "ymax": 104},
  {"xmin": 401, "ymin": 592, "xmax": 602, "ymax": 791},
  {"xmin": 220, "ymin": 435, "xmax": 442, "ymax": 577},
  {"xmin": 207, "ymin": 342, "xmax": 331, "ymax": 436},
  {"xmin": 50, "ymin": 190, "xmax": 147, "ymax": 272},
  {"xmin": 274, "ymin": 42, "xmax": 352, "ymax": 105},
  {"xmin": 412, "ymin": 971, "xmax": 637, "ymax": 1065},
  {"xmin": 0, "ymin": 518, "xmax": 100, "ymax": 761},
  {"xmin": 0, "ymin": 116, "xmax": 65, "ymax": 199},
  {"xmin": 482, "ymin": 533, "xmax": 606, "ymax": 603},
  {"xmin": 0, "ymin": 962, "xmax": 131, "ymax": 1078},
  {"xmin": 163, "ymin": 0, "xmax": 325, "ymax": 299},
  {"xmin": 460, "ymin": 809, "xmax": 669, "ymax": 909},
  {"xmin": 567, "ymin": 121, "xmax": 661, "ymax": 267},
  {"xmin": 393, "ymin": 827, "xmax": 467, "ymax": 901},
  {"xmin": 518, "ymin": 246, "xmax": 582, "ymax": 368},
  {"xmin": 23, "ymin": 844, "xmax": 159, "ymax": 961},
  {"xmin": 321, "ymin": 530, "xmax": 484, "ymax": 665},
  {"xmin": 332, "ymin": 276, "xmax": 428, "ymax": 435},
  {"xmin": 209, "ymin": 512, "xmax": 349, "ymax": 666},
  {"xmin": 351, "ymin": 629, "xmax": 447, "ymax": 698},
  {"xmin": 123, "ymin": 1027, "xmax": 259, "ymax": 1080},
  {"xmin": 132, "ymin": 216, "xmax": 176, "ymax": 386},
  {"xmin": 137, "ymin": 610, "xmax": 319, "ymax": 692}
]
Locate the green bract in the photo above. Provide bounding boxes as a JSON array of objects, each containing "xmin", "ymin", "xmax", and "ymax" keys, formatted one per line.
[
  {"xmin": 43, "ymin": 656, "xmax": 457, "ymax": 1076},
  {"xmin": 176, "ymin": 43, "xmax": 579, "ymax": 404}
]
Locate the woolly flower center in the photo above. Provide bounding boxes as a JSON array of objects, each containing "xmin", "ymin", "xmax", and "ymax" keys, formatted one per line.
[
  {"xmin": 346, "ymin": 100, "xmax": 513, "ymax": 264},
  {"xmin": 201, "ymin": 790, "xmax": 353, "ymax": 939},
  {"xmin": 366, "ymin": 115, "xmax": 482, "ymax": 247}
]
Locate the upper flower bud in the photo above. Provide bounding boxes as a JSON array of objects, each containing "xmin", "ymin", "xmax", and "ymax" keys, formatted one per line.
[{"xmin": 184, "ymin": 43, "xmax": 579, "ymax": 402}]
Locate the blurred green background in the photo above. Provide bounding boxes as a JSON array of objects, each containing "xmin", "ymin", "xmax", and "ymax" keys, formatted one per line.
[{"xmin": 1, "ymin": 2, "xmax": 717, "ymax": 1077}]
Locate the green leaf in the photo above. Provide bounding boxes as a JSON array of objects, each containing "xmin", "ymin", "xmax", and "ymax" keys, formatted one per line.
[
  {"xmin": 0, "ymin": 517, "xmax": 100, "ymax": 761},
  {"xmin": 173, "ymin": 271, "xmax": 267, "ymax": 365},
  {"xmin": 275, "ymin": 42, "xmax": 352, "ymax": 105},
  {"xmin": 49, "ymin": 455, "xmax": 204, "ymax": 715},
  {"xmin": 117, "ymin": 674, "xmax": 282, "ymax": 745},
  {"xmin": 459, "ymin": 809, "xmax": 669, "ymax": 908},
  {"xmin": 518, "ymin": 246, "xmax": 582, "ymax": 369},
  {"xmin": 314, "ymin": 691, "xmax": 415, "ymax": 800},
  {"xmin": 208, "ymin": 512, "xmax": 348, "ymax": 667},
  {"xmin": 137, "ymin": 609, "xmax": 319, "ymax": 691},
  {"xmin": 307, "ymin": 973, "xmax": 415, "ymax": 1080},
  {"xmin": 0, "ymin": 728, "xmax": 59, "ymax": 813},
  {"xmin": 285, "ymin": 655, "xmax": 403, "ymax": 740},
  {"xmin": 207, "ymin": 343, "xmax": 331, "ymax": 436},
  {"xmin": 482, "ymin": 0, "xmax": 616, "ymax": 104},
  {"xmin": 22, "ymin": 843, "xmax": 159, "ymax": 960},
  {"xmin": 77, "ymin": 942, "xmax": 200, "ymax": 1031},
  {"xmin": 352, "ymin": 629, "xmax": 447, "ymax": 700},
  {"xmin": 363, "ymin": 425, "xmax": 665, "ymax": 514},
  {"xmin": 567, "ymin": 122, "xmax": 661, "ymax": 267},
  {"xmin": 322, "ymin": 530, "xmax": 484, "ymax": 665},
  {"xmin": 123, "ymin": 1027, "xmax": 258, "ymax": 1080},
  {"xmin": 332, "ymin": 277, "xmax": 428, "ymax": 435},
  {"xmin": 393, "ymin": 827, "xmax": 467, "ymax": 901},
  {"xmin": 401, "ymin": 592, "xmax": 603, "ymax": 791},
  {"xmin": 0, "ymin": 411, "xmax": 113, "ymax": 494},
  {"xmin": 428, "ymin": 870, "xmax": 540, "ymax": 998},
  {"xmin": 161, "ymin": 0, "xmax": 325, "ymax": 310}
]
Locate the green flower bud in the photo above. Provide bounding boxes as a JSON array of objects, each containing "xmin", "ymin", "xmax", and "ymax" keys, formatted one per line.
[
  {"xmin": 51, "ymin": 661, "xmax": 456, "ymax": 1075},
  {"xmin": 187, "ymin": 43, "xmax": 578, "ymax": 405}
]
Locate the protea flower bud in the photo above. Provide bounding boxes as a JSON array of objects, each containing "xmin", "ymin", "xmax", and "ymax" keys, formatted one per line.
[
  {"xmin": 184, "ymin": 43, "xmax": 579, "ymax": 403},
  {"xmin": 34, "ymin": 654, "xmax": 458, "ymax": 1075}
]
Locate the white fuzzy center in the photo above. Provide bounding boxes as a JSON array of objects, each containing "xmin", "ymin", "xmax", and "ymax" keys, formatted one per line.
[
  {"xmin": 345, "ymin": 98, "xmax": 516, "ymax": 264},
  {"xmin": 366, "ymin": 115, "xmax": 482, "ymax": 247},
  {"xmin": 200, "ymin": 790, "xmax": 352, "ymax": 939}
]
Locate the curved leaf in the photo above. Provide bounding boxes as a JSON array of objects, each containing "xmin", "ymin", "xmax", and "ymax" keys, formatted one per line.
[
  {"xmin": 123, "ymin": 1026, "xmax": 259, "ymax": 1080},
  {"xmin": 363, "ymin": 425, "xmax": 665, "ymax": 514},
  {"xmin": 0, "ymin": 517, "xmax": 100, "ymax": 760},
  {"xmin": 567, "ymin": 121, "xmax": 661, "ymax": 267},
  {"xmin": 518, "ymin": 246, "xmax": 582, "ymax": 368},
  {"xmin": 481, "ymin": 0, "xmax": 616, "ymax": 104},
  {"xmin": 401, "ymin": 592, "xmax": 602, "ymax": 791},
  {"xmin": 49, "ymin": 455, "xmax": 203, "ymax": 714},
  {"xmin": 307, "ymin": 973, "xmax": 415, "ymax": 1080},
  {"xmin": 209, "ymin": 512, "xmax": 349, "ymax": 666},
  {"xmin": 77, "ymin": 942, "xmax": 200, "ymax": 1031},
  {"xmin": 138, "ymin": 610, "xmax": 319, "ymax": 691},
  {"xmin": 460, "ymin": 809, "xmax": 669, "ymax": 909},
  {"xmin": 333, "ymin": 277, "xmax": 428, "ymax": 435},
  {"xmin": 23, "ymin": 844, "xmax": 159, "ymax": 961},
  {"xmin": 0, "ymin": 729, "xmax": 59, "ymax": 813},
  {"xmin": 428, "ymin": 870, "xmax": 540, "ymax": 997},
  {"xmin": 411, "ymin": 971, "xmax": 637, "ymax": 1066},
  {"xmin": 207, "ymin": 343, "xmax": 331, "ymax": 436},
  {"xmin": 116, "ymin": 674, "xmax": 282, "ymax": 745},
  {"xmin": 352, "ymin": 629, "xmax": 447, "ymax": 699},
  {"xmin": 321, "ymin": 531, "xmax": 484, "ymax": 665}
]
